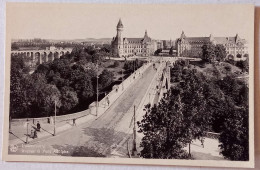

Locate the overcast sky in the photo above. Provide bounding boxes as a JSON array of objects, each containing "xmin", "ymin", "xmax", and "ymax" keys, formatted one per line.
[{"xmin": 6, "ymin": 3, "xmax": 254, "ymax": 41}]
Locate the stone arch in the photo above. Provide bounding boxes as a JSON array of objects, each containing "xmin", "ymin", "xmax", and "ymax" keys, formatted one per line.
[
  {"xmin": 43, "ymin": 52, "xmax": 48, "ymax": 63},
  {"xmin": 35, "ymin": 52, "xmax": 41, "ymax": 64},
  {"xmin": 26, "ymin": 52, "xmax": 30, "ymax": 58},
  {"xmin": 48, "ymin": 52, "xmax": 54, "ymax": 61},
  {"xmin": 54, "ymin": 51, "xmax": 59, "ymax": 59},
  {"xmin": 31, "ymin": 52, "xmax": 34, "ymax": 61},
  {"xmin": 60, "ymin": 51, "xmax": 65, "ymax": 56}
]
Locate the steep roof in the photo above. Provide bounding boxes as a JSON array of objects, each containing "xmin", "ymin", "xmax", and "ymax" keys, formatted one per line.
[
  {"xmin": 143, "ymin": 30, "xmax": 152, "ymax": 43},
  {"xmin": 214, "ymin": 37, "xmax": 247, "ymax": 44},
  {"xmin": 117, "ymin": 19, "xmax": 123, "ymax": 28},
  {"xmin": 125, "ymin": 38, "xmax": 143, "ymax": 42},
  {"xmin": 184, "ymin": 37, "xmax": 210, "ymax": 43}
]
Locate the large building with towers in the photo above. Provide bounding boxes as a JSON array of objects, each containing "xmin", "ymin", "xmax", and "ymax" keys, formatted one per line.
[
  {"xmin": 176, "ymin": 31, "xmax": 248, "ymax": 61},
  {"xmin": 111, "ymin": 19, "xmax": 157, "ymax": 57}
]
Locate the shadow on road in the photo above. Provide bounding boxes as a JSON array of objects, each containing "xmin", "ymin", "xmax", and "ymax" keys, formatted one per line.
[
  {"xmin": 9, "ymin": 132, "xmax": 26, "ymax": 143},
  {"xmin": 82, "ymin": 127, "xmax": 129, "ymax": 156},
  {"xmin": 51, "ymin": 144, "xmax": 105, "ymax": 157},
  {"xmin": 32, "ymin": 125, "xmax": 54, "ymax": 136},
  {"xmin": 191, "ymin": 151, "xmax": 224, "ymax": 160}
]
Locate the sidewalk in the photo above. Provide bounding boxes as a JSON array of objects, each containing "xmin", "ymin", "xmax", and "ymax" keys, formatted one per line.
[{"xmin": 9, "ymin": 63, "xmax": 152, "ymax": 147}]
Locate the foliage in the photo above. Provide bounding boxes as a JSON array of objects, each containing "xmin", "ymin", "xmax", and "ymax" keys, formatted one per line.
[
  {"xmin": 218, "ymin": 98, "xmax": 249, "ymax": 161},
  {"xmin": 169, "ymin": 46, "xmax": 174, "ymax": 56},
  {"xmin": 154, "ymin": 48, "xmax": 162, "ymax": 56},
  {"xmin": 113, "ymin": 61, "xmax": 120, "ymax": 67},
  {"xmin": 201, "ymin": 43, "xmax": 227, "ymax": 62},
  {"xmin": 138, "ymin": 95, "xmax": 189, "ymax": 159},
  {"xmin": 236, "ymin": 59, "xmax": 249, "ymax": 72},
  {"xmin": 139, "ymin": 59, "xmax": 249, "ymax": 160},
  {"xmin": 215, "ymin": 44, "xmax": 227, "ymax": 62},
  {"xmin": 123, "ymin": 59, "xmax": 143, "ymax": 74},
  {"xmin": 99, "ymin": 69, "xmax": 114, "ymax": 90},
  {"xmin": 201, "ymin": 43, "xmax": 216, "ymax": 63}
]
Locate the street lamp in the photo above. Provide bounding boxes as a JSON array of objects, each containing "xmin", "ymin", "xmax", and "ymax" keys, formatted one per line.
[
  {"xmin": 132, "ymin": 105, "xmax": 137, "ymax": 157},
  {"xmin": 26, "ymin": 119, "xmax": 29, "ymax": 144},
  {"xmin": 96, "ymin": 63, "xmax": 99, "ymax": 117},
  {"xmin": 53, "ymin": 100, "xmax": 57, "ymax": 136}
]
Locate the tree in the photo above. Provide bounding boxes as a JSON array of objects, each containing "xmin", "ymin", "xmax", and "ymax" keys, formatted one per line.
[
  {"xmin": 218, "ymin": 98, "xmax": 249, "ymax": 161},
  {"xmin": 169, "ymin": 46, "xmax": 174, "ymax": 56},
  {"xmin": 113, "ymin": 61, "xmax": 120, "ymax": 67},
  {"xmin": 38, "ymin": 84, "xmax": 61, "ymax": 117},
  {"xmin": 138, "ymin": 93, "xmax": 189, "ymax": 159},
  {"xmin": 179, "ymin": 72, "xmax": 212, "ymax": 155},
  {"xmin": 243, "ymin": 54, "xmax": 249, "ymax": 58},
  {"xmin": 154, "ymin": 48, "xmax": 162, "ymax": 56},
  {"xmin": 236, "ymin": 59, "xmax": 249, "ymax": 72},
  {"xmin": 215, "ymin": 44, "xmax": 227, "ymax": 61},
  {"xmin": 10, "ymin": 56, "xmax": 32, "ymax": 118},
  {"xmin": 236, "ymin": 53, "xmax": 242, "ymax": 59},
  {"xmin": 224, "ymin": 65, "xmax": 232, "ymax": 75},
  {"xmin": 99, "ymin": 69, "xmax": 114, "ymax": 90},
  {"xmin": 69, "ymin": 65, "xmax": 94, "ymax": 101},
  {"xmin": 11, "ymin": 42, "xmax": 19, "ymax": 50},
  {"xmin": 59, "ymin": 86, "xmax": 79, "ymax": 114},
  {"xmin": 201, "ymin": 43, "xmax": 216, "ymax": 63}
]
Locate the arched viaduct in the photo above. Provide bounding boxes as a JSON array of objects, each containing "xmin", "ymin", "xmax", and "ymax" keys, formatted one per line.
[{"xmin": 11, "ymin": 48, "xmax": 73, "ymax": 65}]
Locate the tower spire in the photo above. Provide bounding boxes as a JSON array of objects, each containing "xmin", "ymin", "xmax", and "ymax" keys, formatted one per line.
[
  {"xmin": 117, "ymin": 18, "xmax": 123, "ymax": 28},
  {"xmin": 144, "ymin": 29, "xmax": 148, "ymax": 37}
]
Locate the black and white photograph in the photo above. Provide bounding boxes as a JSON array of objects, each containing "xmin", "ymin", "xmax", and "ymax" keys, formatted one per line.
[{"xmin": 2, "ymin": 3, "xmax": 255, "ymax": 168}]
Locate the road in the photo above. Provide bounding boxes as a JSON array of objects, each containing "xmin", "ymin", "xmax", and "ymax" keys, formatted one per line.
[{"xmin": 11, "ymin": 63, "xmax": 160, "ymax": 157}]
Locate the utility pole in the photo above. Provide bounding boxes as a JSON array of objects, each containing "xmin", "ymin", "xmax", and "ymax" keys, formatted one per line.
[
  {"xmin": 54, "ymin": 100, "xmax": 56, "ymax": 136},
  {"xmin": 9, "ymin": 116, "xmax": 11, "ymax": 133},
  {"xmin": 26, "ymin": 119, "xmax": 29, "ymax": 144},
  {"xmin": 96, "ymin": 63, "xmax": 99, "ymax": 117},
  {"xmin": 149, "ymin": 93, "xmax": 151, "ymax": 104},
  {"xmin": 132, "ymin": 105, "xmax": 137, "ymax": 157}
]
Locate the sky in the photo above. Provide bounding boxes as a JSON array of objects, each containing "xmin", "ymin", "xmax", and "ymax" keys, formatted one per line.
[{"xmin": 6, "ymin": 3, "xmax": 254, "ymax": 41}]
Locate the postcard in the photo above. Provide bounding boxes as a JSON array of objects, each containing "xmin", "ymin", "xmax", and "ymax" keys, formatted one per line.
[{"xmin": 2, "ymin": 3, "xmax": 255, "ymax": 168}]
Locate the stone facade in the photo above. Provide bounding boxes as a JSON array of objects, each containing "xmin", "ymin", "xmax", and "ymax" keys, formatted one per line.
[
  {"xmin": 111, "ymin": 19, "xmax": 157, "ymax": 57},
  {"xmin": 176, "ymin": 31, "xmax": 248, "ymax": 61}
]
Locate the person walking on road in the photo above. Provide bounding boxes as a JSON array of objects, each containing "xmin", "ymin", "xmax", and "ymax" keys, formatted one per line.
[
  {"xmin": 73, "ymin": 118, "xmax": 76, "ymax": 126},
  {"xmin": 107, "ymin": 96, "xmax": 110, "ymax": 106},
  {"xmin": 34, "ymin": 129, "xmax": 38, "ymax": 138},
  {"xmin": 36, "ymin": 121, "xmax": 41, "ymax": 132}
]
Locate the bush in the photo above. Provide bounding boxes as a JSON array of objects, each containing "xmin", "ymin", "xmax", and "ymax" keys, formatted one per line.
[{"xmin": 113, "ymin": 61, "xmax": 120, "ymax": 67}]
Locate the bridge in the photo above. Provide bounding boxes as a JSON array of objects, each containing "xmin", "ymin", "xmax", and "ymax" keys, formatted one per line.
[
  {"xmin": 8, "ymin": 56, "xmax": 177, "ymax": 158},
  {"xmin": 11, "ymin": 47, "xmax": 73, "ymax": 65}
]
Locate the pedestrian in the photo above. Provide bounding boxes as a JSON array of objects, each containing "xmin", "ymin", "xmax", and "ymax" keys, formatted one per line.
[
  {"xmin": 73, "ymin": 118, "xmax": 76, "ymax": 126},
  {"xmin": 33, "ymin": 129, "xmax": 38, "ymax": 138},
  {"xmin": 201, "ymin": 137, "xmax": 205, "ymax": 148},
  {"xmin": 36, "ymin": 121, "xmax": 41, "ymax": 132},
  {"xmin": 30, "ymin": 129, "xmax": 34, "ymax": 138},
  {"xmin": 107, "ymin": 97, "xmax": 110, "ymax": 106}
]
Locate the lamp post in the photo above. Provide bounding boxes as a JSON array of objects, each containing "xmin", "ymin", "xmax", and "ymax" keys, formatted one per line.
[
  {"xmin": 132, "ymin": 105, "xmax": 137, "ymax": 157},
  {"xmin": 96, "ymin": 63, "xmax": 99, "ymax": 117},
  {"xmin": 53, "ymin": 100, "xmax": 57, "ymax": 136},
  {"xmin": 9, "ymin": 116, "xmax": 12, "ymax": 133},
  {"xmin": 149, "ymin": 93, "xmax": 151, "ymax": 104},
  {"xmin": 26, "ymin": 119, "xmax": 29, "ymax": 144}
]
